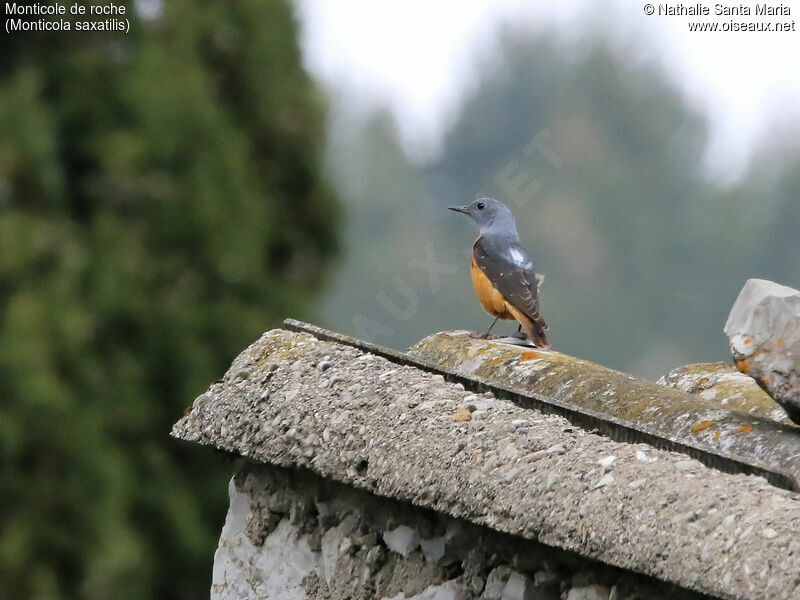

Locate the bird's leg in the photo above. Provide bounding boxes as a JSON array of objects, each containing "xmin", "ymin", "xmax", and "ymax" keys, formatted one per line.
[
  {"xmin": 482, "ymin": 316, "xmax": 500, "ymax": 339},
  {"xmin": 513, "ymin": 323, "xmax": 527, "ymax": 340},
  {"xmin": 470, "ymin": 316, "xmax": 500, "ymax": 339}
]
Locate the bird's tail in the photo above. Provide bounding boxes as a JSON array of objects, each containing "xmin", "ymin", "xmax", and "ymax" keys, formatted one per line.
[{"xmin": 520, "ymin": 314, "xmax": 550, "ymax": 349}]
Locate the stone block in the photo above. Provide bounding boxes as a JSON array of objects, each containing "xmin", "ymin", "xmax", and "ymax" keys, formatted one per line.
[{"xmin": 725, "ymin": 278, "xmax": 800, "ymax": 423}]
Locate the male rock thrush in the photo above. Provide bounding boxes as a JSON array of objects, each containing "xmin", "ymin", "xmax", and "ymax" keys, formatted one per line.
[{"xmin": 449, "ymin": 198, "xmax": 550, "ymax": 348}]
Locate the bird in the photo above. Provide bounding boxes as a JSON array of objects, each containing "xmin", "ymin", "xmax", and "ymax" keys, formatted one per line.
[{"xmin": 449, "ymin": 198, "xmax": 550, "ymax": 349}]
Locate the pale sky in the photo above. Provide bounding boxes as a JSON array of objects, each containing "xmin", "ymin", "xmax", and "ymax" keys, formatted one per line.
[{"xmin": 294, "ymin": 0, "xmax": 800, "ymax": 183}]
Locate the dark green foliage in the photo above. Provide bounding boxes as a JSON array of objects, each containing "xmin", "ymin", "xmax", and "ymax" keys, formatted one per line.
[{"xmin": 0, "ymin": 2, "xmax": 338, "ymax": 598}]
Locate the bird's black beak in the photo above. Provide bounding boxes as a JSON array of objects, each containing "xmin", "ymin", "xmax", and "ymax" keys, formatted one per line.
[{"xmin": 448, "ymin": 205, "xmax": 470, "ymax": 214}]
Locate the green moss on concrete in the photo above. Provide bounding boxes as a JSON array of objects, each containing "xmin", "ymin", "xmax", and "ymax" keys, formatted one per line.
[
  {"xmin": 410, "ymin": 333, "xmax": 705, "ymax": 427},
  {"xmin": 408, "ymin": 332, "xmax": 800, "ymax": 470},
  {"xmin": 658, "ymin": 362, "xmax": 791, "ymax": 425}
]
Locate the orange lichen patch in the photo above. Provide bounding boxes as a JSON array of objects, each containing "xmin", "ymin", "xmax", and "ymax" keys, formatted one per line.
[
  {"xmin": 713, "ymin": 430, "xmax": 721, "ymax": 440},
  {"xmin": 696, "ymin": 376, "xmax": 710, "ymax": 387},
  {"xmin": 743, "ymin": 337, "xmax": 752, "ymax": 345},
  {"xmin": 451, "ymin": 407, "xmax": 472, "ymax": 422},
  {"xmin": 735, "ymin": 424, "xmax": 753, "ymax": 434},
  {"xmin": 762, "ymin": 377, "xmax": 770, "ymax": 385},
  {"xmin": 520, "ymin": 351, "xmax": 543, "ymax": 361},
  {"xmin": 736, "ymin": 359, "xmax": 751, "ymax": 374},
  {"xmin": 776, "ymin": 337, "xmax": 784, "ymax": 347},
  {"xmin": 691, "ymin": 420, "xmax": 715, "ymax": 434}
]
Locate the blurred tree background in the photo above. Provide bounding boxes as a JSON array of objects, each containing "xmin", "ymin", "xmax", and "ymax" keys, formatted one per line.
[
  {"xmin": 0, "ymin": 1, "xmax": 338, "ymax": 598},
  {"xmin": 319, "ymin": 31, "xmax": 800, "ymax": 378}
]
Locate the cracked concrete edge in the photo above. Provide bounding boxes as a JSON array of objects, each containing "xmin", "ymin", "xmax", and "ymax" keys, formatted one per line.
[{"xmin": 172, "ymin": 328, "xmax": 800, "ymax": 600}]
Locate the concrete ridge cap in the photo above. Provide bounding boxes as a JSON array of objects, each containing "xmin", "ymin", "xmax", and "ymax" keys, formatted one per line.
[{"xmin": 172, "ymin": 326, "xmax": 800, "ymax": 600}]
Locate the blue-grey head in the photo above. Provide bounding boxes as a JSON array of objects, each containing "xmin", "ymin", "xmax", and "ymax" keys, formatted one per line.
[{"xmin": 448, "ymin": 198, "xmax": 519, "ymax": 237}]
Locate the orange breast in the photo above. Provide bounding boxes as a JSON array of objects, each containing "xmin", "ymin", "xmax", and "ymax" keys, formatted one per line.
[{"xmin": 470, "ymin": 255, "xmax": 514, "ymax": 320}]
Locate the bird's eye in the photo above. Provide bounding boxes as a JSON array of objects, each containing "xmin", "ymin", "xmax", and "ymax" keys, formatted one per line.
[{"xmin": 476, "ymin": 202, "xmax": 485, "ymax": 210}]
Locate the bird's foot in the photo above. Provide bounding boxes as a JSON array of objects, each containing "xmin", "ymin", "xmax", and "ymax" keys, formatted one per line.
[{"xmin": 469, "ymin": 331, "xmax": 497, "ymax": 340}]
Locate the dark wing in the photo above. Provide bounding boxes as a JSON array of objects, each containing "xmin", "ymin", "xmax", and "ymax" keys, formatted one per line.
[{"xmin": 473, "ymin": 236, "xmax": 548, "ymax": 330}]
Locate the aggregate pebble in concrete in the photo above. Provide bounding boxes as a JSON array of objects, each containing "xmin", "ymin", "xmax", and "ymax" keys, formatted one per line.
[{"xmin": 173, "ymin": 329, "xmax": 800, "ymax": 600}]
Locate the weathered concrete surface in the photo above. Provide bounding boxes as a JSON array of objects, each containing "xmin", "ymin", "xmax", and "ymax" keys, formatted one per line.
[
  {"xmin": 658, "ymin": 362, "xmax": 792, "ymax": 426},
  {"xmin": 213, "ymin": 463, "xmax": 696, "ymax": 600},
  {"xmin": 173, "ymin": 328, "xmax": 800, "ymax": 600},
  {"xmin": 725, "ymin": 278, "xmax": 800, "ymax": 424},
  {"xmin": 409, "ymin": 331, "xmax": 800, "ymax": 489}
]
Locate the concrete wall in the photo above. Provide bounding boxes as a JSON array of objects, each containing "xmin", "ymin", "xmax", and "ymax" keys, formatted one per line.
[{"xmin": 212, "ymin": 463, "xmax": 705, "ymax": 600}]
